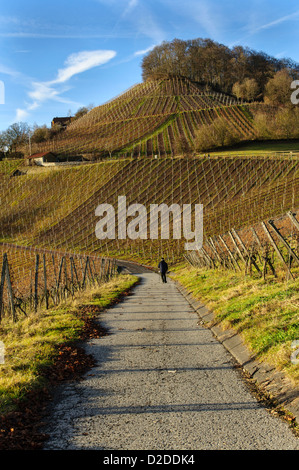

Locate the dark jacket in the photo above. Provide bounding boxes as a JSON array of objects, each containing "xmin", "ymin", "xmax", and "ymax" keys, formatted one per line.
[{"xmin": 158, "ymin": 260, "xmax": 168, "ymax": 274}]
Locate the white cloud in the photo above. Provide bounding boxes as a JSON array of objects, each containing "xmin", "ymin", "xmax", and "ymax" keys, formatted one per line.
[
  {"xmin": 231, "ymin": 8, "xmax": 299, "ymax": 47},
  {"xmin": 134, "ymin": 44, "xmax": 157, "ymax": 56},
  {"xmin": 50, "ymin": 50, "xmax": 116, "ymax": 85},
  {"xmin": 0, "ymin": 63, "xmax": 21, "ymax": 79},
  {"xmin": 122, "ymin": 0, "xmax": 139, "ymax": 17},
  {"xmin": 18, "ymin": 49, "xmax": 116, "ymax": 122},
  {"xmin": 15, "ymin": 108, "xmax": 29, "ymax": 121},
  {"xmin": 28, "ymin": 82, "xmax": 61, "ymax": 102},
  {"xmin": 252, "ymin": 10, "xmax": 299, "ymax": 33}
]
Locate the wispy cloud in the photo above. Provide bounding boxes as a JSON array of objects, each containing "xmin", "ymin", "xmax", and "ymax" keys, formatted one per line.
[
  {"xmin": 122, "ymin": 0, "xmax": 139, "ymax": 18},
  {"xmin": 15, "ymin": 108, "xmax": 29, "ymax": 121},
  {"xmin": 49, "ymin": 50, "xmax": 116, "ymax": 85},
  {"xmin": 0, "ymin": 63, "xmax": 22, "ymax": 79},
  {"xmin": 250, "ymin": 9, "xmax": 299, "ymax": 34},
  {"xmin": 134, "ymin": 44, "xmax": 157, "ymax": 56},
  {"xmin": 230, "ymin": 8, "xmax": 299, "ymax": 47},
  {"xmin": 16, "ymin": 49, "xmax": 116, "ymax": 122},
  {"xmin": 193, "ymin": 0, "xmax": 219, "ymax": 38}
]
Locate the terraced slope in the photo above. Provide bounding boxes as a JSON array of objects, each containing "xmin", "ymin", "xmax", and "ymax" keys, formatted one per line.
[
  {"xmin": 1, "ymin": 156, "xmax": 298, "ymax": 263},
  {"xmin": 33, "ymin": 77, "xmax": 258, "ymax": 158},
  {"xmin": 0, "ymin": 160, "xmax": 127, "ymax": 242}
]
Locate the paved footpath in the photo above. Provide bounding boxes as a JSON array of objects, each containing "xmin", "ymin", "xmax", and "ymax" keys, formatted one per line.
[{"xmin": 44, "ymin": 272, "xmax": 299, "ymax": 450}]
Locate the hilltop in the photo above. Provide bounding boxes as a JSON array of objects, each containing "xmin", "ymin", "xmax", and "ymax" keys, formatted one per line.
[{"xmin": 24, "ymin": 37, "xmax": 299, "ymax": 160}]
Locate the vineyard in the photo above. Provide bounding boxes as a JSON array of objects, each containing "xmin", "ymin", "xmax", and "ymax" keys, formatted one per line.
[
  {"xmin": 0, "ymin": 244, "xmax": 116, "ymax": 322},
  {"xmin": 2, "ymin": 156, "xmax": 298, "ymax": 256},
  {"xmin": 30, "ymin": 76, "xmax": 260, "ymax": 159},
  {"xmin": 185, "ymin": 210, "xmax": 299, "ymax": 281},
  {"xmin": 0, "ymin": 154, "xmax": 298, "ymax": 309},
  {"xmin": 0, "ymin": 76, "xmax": 298, "ymax": 320}
]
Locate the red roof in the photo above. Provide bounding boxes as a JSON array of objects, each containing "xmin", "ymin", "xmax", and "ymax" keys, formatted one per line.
[{"xmin": 27, "ymin": 152, "xmax": 56, "ymax": 159}]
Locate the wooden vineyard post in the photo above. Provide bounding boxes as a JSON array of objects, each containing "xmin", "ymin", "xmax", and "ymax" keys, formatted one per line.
[
  {"xmin": 5, "ymin": 257, "xmax": 16, "ymax": 322},
  {"xmin": 34, "ymin": 254, "xmax": 39, "ymax": 312},
  {"xmin": 249, "ymin": 228, "xmax": 263, "ymax": 276},
  {"xmin": 91, "ymin": 259, "xmax": 99, "ymax": 285},
  {"xmin": 70, "ymin": 257, "xmax": 74, "ymax": 295},
  {"xmin": 268, "ymin": 219, "xmax": 299, "ymax": 268},
  {"xmin": 100, "ymin": 258, "xmax": 106, "ymax": 282},
  {"xmin": 228, "ymin": 231, "xmax": 246, "ymax": 264},
  {"xmin": 57, "ymin": 257, "xmax": 65, "ymax": 303},
  {"xmin": 43, "ymin": 254, "xmax": 49, "ymax": 309},
  {"xmin": 218, "ymin": 234, "xmax": 241, "ymax": 271},
  {"xmin": 82, "ymin": 256, "xmax": 92, "ymax": 288},
  {"xmin": 0, "ymin": 254, "xmax": 6, "ymax": 322},
  {"xmin": 287, "ymin": 211, "xmax": 299, "ymax": 231},
  {"xmin": 208, "ymin": 238, "xmax": 223, "ymax": 267},
  {"xmin": 64, "ymin": 256, "xmax": 68, "ymax": 298},
  {"xmin": 197, "ymin": 250, "xmax": 209, "ymax": 268},
  {"xmin": 0, "ymin": 254, "xmax": 17, "ymax": 322},
  {"xmin": 88, "ymin": 258, "xmax": 94, "ymax": 284},
  {"xmin": 231, "ymin": 228, "xmax": 250, "ymax": 261},
  {"xmin": 106, "ymin": 259, "xmax": 111, "ymax": 279},
  {"xmin": 70, "ymin": 256, "xmax": 79, "ymax": 292},
  {"xmin": 201, "ymin": 247, "xmax": 215, "ymax": 269},
  {"xmin": 213, "ymin": 236, "xmax": 231, "ymax": 269},
  {"xmin": 261, "ymin": 222, "xmax": 294, "ymax": 280},
  {"xmin": 232, "ymin": 228, "xmax": 260, "ymax": 275},
  {"xmin": 52, "ymin": 254, "xmax": 57, "ymax": 286},
  {"xmin": 251, "ymin": 227, "xmax": 276, "ymax": 279}
]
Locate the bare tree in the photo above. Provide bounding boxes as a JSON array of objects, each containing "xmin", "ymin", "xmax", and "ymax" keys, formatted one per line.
[{"xmin": 2, "ymin": 122, "xmax": 30, "ymax": 154}]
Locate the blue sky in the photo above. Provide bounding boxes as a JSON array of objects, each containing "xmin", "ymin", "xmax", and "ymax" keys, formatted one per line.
[{"xmin": 0, "ymin": 0, "xmax": 299, "ymax": 131}]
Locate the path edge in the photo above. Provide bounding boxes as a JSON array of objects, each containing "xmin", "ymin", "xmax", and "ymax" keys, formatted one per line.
[{"xmin": 173, "ymin": 279, "xmax": 299, "ymax": 424}]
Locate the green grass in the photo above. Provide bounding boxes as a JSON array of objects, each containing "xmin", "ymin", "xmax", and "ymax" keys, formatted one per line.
[
  {"xmin": 171, "ymin": 264, "xmax": 299, "ymax": 385},
  {"xmin": 0, "ymin": 159, "xmax": 24, "ymax": 176},
  {"xmin": 208, "ymin": 139, "xmax": 299, "ymax": 156},
  {"xmin": 0, "ymin": 274, "xmax": 138, "ymax": 414}
]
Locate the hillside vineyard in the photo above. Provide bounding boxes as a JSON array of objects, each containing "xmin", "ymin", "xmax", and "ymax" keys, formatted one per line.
[
  {"xmin": 1, "ymin": 155, "xmax": 298, "ymax": 254},
  {"xmin": 32, "ymin": 77, "xmax": 259, "ymax": 159},
  {"xmin": 0, "ymin": 152, "xmax": 298, "ymax": 314}
]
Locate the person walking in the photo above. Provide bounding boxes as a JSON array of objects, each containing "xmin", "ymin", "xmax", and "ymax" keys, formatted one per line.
[{"xmin": 158, "ymin": 257, "xmax": 168, "ymax": 283}]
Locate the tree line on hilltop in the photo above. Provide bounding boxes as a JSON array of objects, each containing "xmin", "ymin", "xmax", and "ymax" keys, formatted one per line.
[{"xmin": 141, "ymin": 38, "xmax": 299, "ymax": 101}]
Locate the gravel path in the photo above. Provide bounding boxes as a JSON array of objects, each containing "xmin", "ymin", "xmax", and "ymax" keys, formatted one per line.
[{"xmin": 44, "ymin": 272, "xmax": 299, "ymax": 450}]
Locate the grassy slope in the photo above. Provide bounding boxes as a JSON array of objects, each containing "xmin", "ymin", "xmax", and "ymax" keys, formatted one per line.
[
  {"xmin": 0, "ymin": 274, "xmax": 138, "ymax": 414},
  {"xmin": 209, "ymin": 139, "xmax": 299, "ymax": 156},
  {"xmin": 0, "ymin": 159, "xmax": 23, "ymax": 176},
  {"xmin": 171, "ymin": 263, "xmax": 299, "ymax": 386}
]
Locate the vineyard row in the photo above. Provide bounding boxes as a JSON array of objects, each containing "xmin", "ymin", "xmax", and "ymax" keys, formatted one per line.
[
  {"xmin": 0, "ymin": 246, "xmax": 117, "ymax": 323},
  {"xmin": 185, "ymin": 210, "xmax": 299, "ymax": 281}
]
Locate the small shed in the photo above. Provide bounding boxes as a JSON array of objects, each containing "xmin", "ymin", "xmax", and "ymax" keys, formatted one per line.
[
  {"xmin": 51, "ymin": 117, "xmax": 72, "ymax": 129},
  {"xmin": 26, "ymin": 152, "xmax": 58, "ymax": 166}
]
